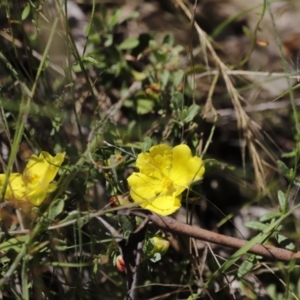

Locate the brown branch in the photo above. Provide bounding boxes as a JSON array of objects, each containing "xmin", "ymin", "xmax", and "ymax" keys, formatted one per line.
[{"xmin": 132, "ymin": 211, "xmax": 300, "ymax": 263}]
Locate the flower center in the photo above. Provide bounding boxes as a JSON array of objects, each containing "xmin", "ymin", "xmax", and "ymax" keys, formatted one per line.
[
  {"xmin": 162, "ymin": 177, "xmax": 173, "ymax": 190},
  {"xmin": 24, "ymin": 173, "xmax": 39, "ymax": 185}
]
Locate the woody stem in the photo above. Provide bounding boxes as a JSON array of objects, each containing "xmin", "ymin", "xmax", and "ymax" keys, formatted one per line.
[{"xmin": 131, "ymin": 211, "xmax": 300, "ymax": 263}]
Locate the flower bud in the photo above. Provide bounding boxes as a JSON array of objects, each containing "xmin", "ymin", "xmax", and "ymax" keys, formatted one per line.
[
  {"xmin": 146, "ymin": 236, "xmax": 170, "ymax": 257},
  {"xmin": 106, "ymin": 154, "xmax": 123, "ymax": 167},
  {"xmin": 109, "ymin": 195, "xmax": 130, "ymax": 207},
  {"xmin": 115, "ymin": 255, "xmax": 125, "ymax": 272}
]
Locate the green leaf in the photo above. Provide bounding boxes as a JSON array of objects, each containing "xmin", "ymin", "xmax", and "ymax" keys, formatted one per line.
[
  {"xmin": 244, "ymin": 221, "xmax": 267, "ymax": 231},
  {"xmin": 142, "ymin": 137, "xmax": 153, "ymax": 152},
  {"xmin": 237, "ymin": 255, "xmax": 256, "ymax": 279},
  {"xmin": 172, "ymin": 92, "xmax": 183, "ymax": 110},
  {"xmin": 173, "ymin": 70, "xmax": 184, "ymax": 87},
  {"xmin": 277, "ymin": 160, "xmax": 294, "ymax": 180},
  {"xmin": 0, "ymin": 236, "xmax": 27, "ymax": 252},
  {"xmin": 160, "ymin": 69, "xmax": 170, "ymax": 89},
  {"xmin": 276, "ymin": 234, "xmax": 296, "ymax": 252},
  {"xmin": 104, "ymin": 34, "xmax": 113, "ymax": 47},
  {"xmin": 48, "ymin": 198, "xmax": 65, "ymax": 220},
  {"xmin": 216, "ymin": 213, "xmax": 233, "ymax": 228},
  {"xmin": 81, "ymin": 56, "xmax": 100, "ymax": 65},
  {"xmin": 118, "ymin": 215, "xmax": 135, "ymax": 241},
  {"xmin": 149, "ymin": 252, "xmax": 162, "ymax": 263},
  {"xmin": 119, "ymin": 37, "xmax": 139, "ymax": 50},
  {"xmin": 187, "ymin": 294, "xmax": 200, "ymax": 300},
  {"xmin": 58, "ymin": 212, "xmax": 81, "ymax": 224},
  {"xmin": 239, "ymin": 279, "xmax": 257, "ymax": 299},
  {"xmin": 277, "ymin": 190, "xmax": 287, "ymax": 212},
  {"xmin": 259, "ymin": 211, "xmax": 281, "ymax": 222},
  {"xmin": 288, "ymin": 257, "xmax": 296, "ymax": 273},
  {"xmin": 242, "ymin": 26, "xmax": 253, "ymax": 39},
  {"xmin": 184, "ymin": 104, "xmax": 200, "ymax": 123},
  {"xmin": 137, "ymin": 99, "xmax": 154, "ymax": 114},
  {"xmin": 53, "ymin": 238, "xmax": 68, "ymax": 251},
  {"xmin": 122, "ymin": 11, "xmax": 139, "ymax": 22},
  {"xmin": 162, "ymin": 33, "xmax": 174, "ymax": 46},
  {"xmin": 282, "ymin": 150, "xmax": 297, "ymax": 158},
  {"xmin": 180, "ymin": 108, "xmax": 188, "ymax": 122},
  {"xmin": 21, "ymin": 4, "xmax": 31, "ymax": 21},
  {"xmin": 108, "ymin": 9, "xmax": 121, "ymax": 27},
  {"xmin": 293, "ymin": 179, "xmax": 300, "ymax": 188},
  {"xmin": 131, "ymin": 69, "xmax": 147, "ymax": 81}
]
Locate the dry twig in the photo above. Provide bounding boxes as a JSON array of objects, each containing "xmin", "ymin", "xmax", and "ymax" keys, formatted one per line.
[{"xmin": 132, "ymin": 211, "xmax": 300, "ymax": 263}]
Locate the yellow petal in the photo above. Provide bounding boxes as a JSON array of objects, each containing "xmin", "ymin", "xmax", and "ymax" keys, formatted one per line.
[
  {"xmin": 2, "ymin": 173, "xmax": 27, "ymax": 201},
  {"xmin": 127, "ymin": 172, "xmax": 182, "ymax": 215},
  {"xmin": 47, "ymin": 182, "xmax": 58, "ymax": 194},
  {"xmin": 136, "ymin": 144, "xmax": 172, "ymax": 179},
  {"xmin": 26, "ymin": 186, "xmax": 48, "ymax": 206},
  {"xmin": 128, "ymin": 172, "xmax": 163, "ymax": 204},
  {"xmin": 170, "ymin": 145, "xmax": 205, "ymax": 189},
  {"xmin": 143, "ymin": 194, "xmax": 181, "ymax": 216},
  {"xmin": 23, "ymin": 151, "xmax": 65, "ymax": 185}
]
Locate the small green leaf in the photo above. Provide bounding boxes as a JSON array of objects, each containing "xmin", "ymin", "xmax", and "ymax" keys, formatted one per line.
[
  {"xmin": 180, "ymin": 108, "xmax": 188, "ymax": 121},
  {"xmin": 0, "ymin": 236, "xmax": 27, "ymax": 252},
  {"xmin": 160, "ymin": 69, "xmax": 170, "ymax": 89},
  {"xmin": 48, "ymin": 198, "xmax": 64, "ymax": 220},
  {"xmin": 59, "ymin": 212, "xmax": 82, "ymax": 224},
  {"xmin": 277, "ymin": 160, "xmax": 294, "ymax": 180},
  {"xmin": 162, "ymin": 33, "xmax": 174, "ymax": 46},
  {"xmin": 21, "ymin": 4, "xmax": 31, "ymax": 21},
  {"xmin": 276, "ymin": 234, "xmax": 296, "ymax": 252},
  {"xmin": 109, "ymin": 9, "xmax": 122, "ymax": 27},
  {"xmin": 237, "ymin": 255, "xmax": 256, "ymax": 279},
  {"xmin": 149, "ymin": 252, "xmax": 162, "ymax": 263},
  {"xmin": 288, "ymin": 257, "xmax": 296, "ymax": 273},
  {"xmin": 173, "ymin": 70, "xmax": 184, "ymax": 87},
  {"xmin": 244, "ymin": 221, "xmax": 267, "ymax": 231},
  {"xmin": 282, "ymin": 150, "xmax": 297, "ymax": 158},
  {"xmin": 239, "ymin": 279, "xmax": 257, "ymax": 299},
  {"xmin": 137, "ymin": 99, "xmax": 154, "ymax": 114},
  {"xmin": 187, "ymin": 294, "xmax": 200, "ymax": 300},
  {"xmin": 293, "ymin": 179, "xmax": 300, "ymax": 188},
  {"xmin": 104, "ymin": 34, "xmax": 113, "ymax": 47},
  {"xmin": 259, "ymin": 211, "xmax": 281, "ymax": 222},
  {"xmin": 277, "ymin": 190, "xmax": 287, "ymax": 212},
  {"xmin": 53, "ymin": 238, "xmax": 68, "ymax": 251},
  {"xmin": 131, "ymin": 69, "xmax": 147, "ymax": 81},
  {"xmin": 142, "ymin": 137, "xmax": 153, "ymax": 152},
  {"xmin": 118, "ymin": 215, "xmax": 135, "ymax": 241},
  {"xmin": 242, "ymin": 26, "xmax": 253, "ymax": 39},
  {"xmin": 122, "ymin": 11, "xmax": 139, "ymax": 22},
  {"xmin": 172, "ymin": 92, "xmax": 183, "ymax": 110},
  {"xmin": 184, "ymin": 104, "xmax": 200, "ymax": 123},
  {"xmin": 81, "ymin": 56, "xmax": 100, "ymax": 65},
  {"xmin": 119, "ymin": 37, "xmax": 139, "ymax": 50}
]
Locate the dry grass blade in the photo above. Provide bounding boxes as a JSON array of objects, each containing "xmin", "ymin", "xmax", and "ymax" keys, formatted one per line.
[{"xmin": 176, "ymin": 0, "xmax": 268, "ymax": 192}]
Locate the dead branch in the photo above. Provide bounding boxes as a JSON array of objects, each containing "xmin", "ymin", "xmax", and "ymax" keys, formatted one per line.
[{"xmin": 132, "ymin": 211, "xmax": 300, "ymax": 263}]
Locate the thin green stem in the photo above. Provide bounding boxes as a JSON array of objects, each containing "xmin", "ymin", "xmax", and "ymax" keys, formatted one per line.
[
  {"xmin": 21, "ymin": 255, "xmax": 29, "ymax": 300},
  {"xmin": 30, "ymin": 16, "xmax": 59, "ymax": 98},
  {"xmin": 0, "ymin": 241, "xmax": 27, "ymax": 288}
]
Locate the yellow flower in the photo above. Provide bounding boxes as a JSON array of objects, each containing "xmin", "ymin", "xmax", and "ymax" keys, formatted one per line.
[
  {"xmin": 127, "ymin": 144, "xmax": 205, "ymax": 216},
  {"xmin": 0, "ymin": 151, "xmax": 65, "ymax": 206}
]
